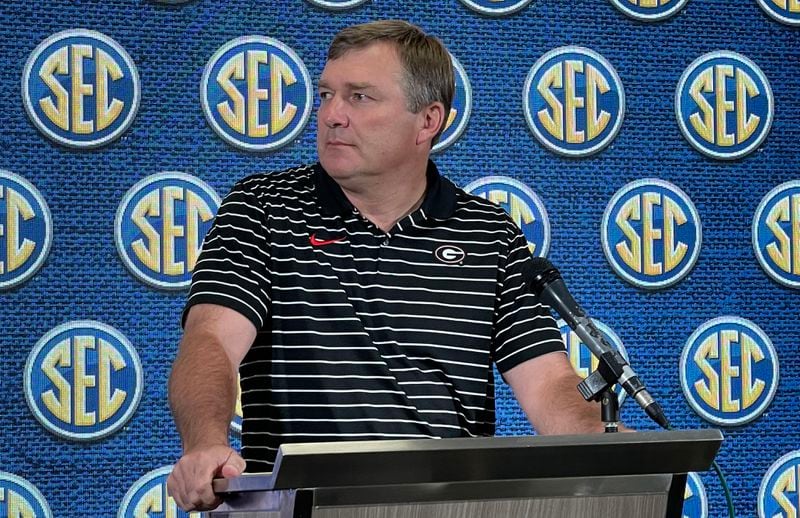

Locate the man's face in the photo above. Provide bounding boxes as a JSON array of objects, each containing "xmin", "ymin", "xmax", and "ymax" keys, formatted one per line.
[{"xmin": 317, "ymin": 42, "xmax": 424, "ymax": 181}]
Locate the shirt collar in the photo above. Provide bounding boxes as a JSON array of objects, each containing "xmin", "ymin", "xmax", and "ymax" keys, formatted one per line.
[{"xmin": 313, "ymin": 160, "xmax": 458, "ymax": 219}]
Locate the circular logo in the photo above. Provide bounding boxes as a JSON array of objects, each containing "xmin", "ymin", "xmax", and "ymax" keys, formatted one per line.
[
  {"xmin": 752, "ymin": 180, "xmax": 800, "ymax": 289},
  {"xmin": 118, "ymin": 466, "xmax": 202, "ymax": 518},
  {"xmin": 305, "ymin": 0, "xmax": 370, "ymax": 9},
  {"xmin": 435, "ymin": 245, "xmax": 466, "ymax": 264},
  {"xmin": 524, "ymin": 46, "xmax": 625, "ymax": 157},
  {"xmin": 23, "ymin": 29, "xmax": 140, "ymax": 148},
  {"xmin": 201, "ymin": 36, "xmax": 312, "ymax": 151},
  {"xmin": 602, "ymin": 178, "xmax": 702, "ymax": 290},
  {"xmin": 680, "ymin": 317, "xmax": 779, "ymax": 426},
  {"xmin": 756, "ymin": 0, "xmax": 800, "ymax": 26},
  {"xmin": 24, "ymin": 321, "xmax": 144, "ymax": 441},
  {"xmin": 0, "ymin": 472, "xmax": 53, "ymax": 518},
  {"xmin": 463, "ymin": 176, "xmax": 550, "ymax": 257},
  {"xmin": 682, "ymin": 472, "xmax": 709, "ymax": 518},
  {"xmin": 758, "ymin": 450, "xmax": 800, "ymax": 517},
  {"xmin": 609, "ymin": 0, "xmax": 689, "ymax": 21},
  {"xmin": 432, "ymin": 53, "xmax": 472, "ymax": 154},
  {"xmin": 0, "ymin": 170, "xmax": 52, "ymax": 290},
  {"xmin": 676, "ymin": 51, "xmax": 773, "ymax": 160},
  {"xmin": 458, "ymin": 0, "xmax": 534, "ymax": 16},
  {"xmin": 115, "ymin": 172, "xmax": 220, "ymax": 290},
  {"xmin": 557, "ymin": 318, "xmax": 629, "ymax": 406}
]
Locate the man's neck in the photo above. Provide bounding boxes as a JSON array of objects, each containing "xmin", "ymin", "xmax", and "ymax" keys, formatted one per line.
[{"xmin": 338, "ymin": 161, "xmax": 429, "ymax": 233}]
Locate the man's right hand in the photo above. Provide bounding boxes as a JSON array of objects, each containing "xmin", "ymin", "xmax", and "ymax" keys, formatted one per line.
[{"xmin": 167, "ymin": 445, "xmax": 246, "ymax": 512}]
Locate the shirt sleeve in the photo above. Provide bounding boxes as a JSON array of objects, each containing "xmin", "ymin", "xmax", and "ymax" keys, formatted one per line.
[
  {"xmin": 492, "ymin": 219, "xmax": 565, "ymax": 374},
  {"xmin": 182, "ymin": 179, "xmax": 271, "ymax": 330}
]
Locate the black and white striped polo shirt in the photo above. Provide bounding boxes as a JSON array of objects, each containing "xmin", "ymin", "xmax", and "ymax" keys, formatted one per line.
[{"xmin": 184, "ymin": 161, "xmax": 564, "ymax": 472}]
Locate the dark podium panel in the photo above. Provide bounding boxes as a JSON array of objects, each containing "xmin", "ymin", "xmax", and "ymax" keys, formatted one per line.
[{"xmin": 209, "ymin": 429, "xmax": 722, "ymax": 518}]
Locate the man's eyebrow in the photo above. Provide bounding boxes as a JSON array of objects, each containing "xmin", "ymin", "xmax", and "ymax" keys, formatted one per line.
[{"xmin": 318, "ymin": 80, "xmax": 376, "ymax": 90}]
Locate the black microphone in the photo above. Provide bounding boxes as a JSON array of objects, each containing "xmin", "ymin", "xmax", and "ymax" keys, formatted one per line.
[{"xmin": 528, "ymin": 257, "xmax": 670, "ymax": 429}]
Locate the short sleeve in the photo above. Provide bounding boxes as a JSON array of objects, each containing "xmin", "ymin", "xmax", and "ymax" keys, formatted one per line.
[
  {"xmin": 492, "ymin": 221, "xmax": 565, "ymax": 374},
  {"xmin": 182, "ymin": 180, "xmax": 271, "ymax": 330}
]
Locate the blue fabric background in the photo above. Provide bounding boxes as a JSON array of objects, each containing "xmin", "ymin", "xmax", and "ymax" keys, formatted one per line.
[{"xmin": 0, "ymin": 0, "xmax": 797, "ymax": 516}]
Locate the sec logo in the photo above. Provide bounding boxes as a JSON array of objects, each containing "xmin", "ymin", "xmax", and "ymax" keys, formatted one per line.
[
  {"xmin": 202, "ymin": 36, "xmax": 312, "ymax": 151},
  {"xmin": 432, "ymin": 53, "xmax": 472, "ymax": 154},
  {"xmin": 24, "ymin": 321, "xmax": 143, "ymax": 441},
  {"xmin": 602, "ymin": 179, "xmax": 701, "ymax": 290},
  {"xmin": 680, "ymin": 317, "xmax": 779, "ymax": 426},
  {"xmin": 463, "ymin": 176, "xmax": 550, "ymax": 257},
  {"xmin": 305, "ymin": 0, "xmax": 370, "ymax": 9},
  {"xmin": 458, "ymin": 0, "xmax": 533, "ymax": 16},
  {"xmin": 23, "ymin": 29, "xmax": 140, "ymax": 148},
  {"xmin": 115, "ymin": 172, "xmax": 220, "ymax": 290},
  {"xmin": 752, "ymin": 180, "xmax": 800, "ymax": 289},
  {"xmin": 558, "ymin": 318, "xmax": 629, "ymax": 406},
  {"xmin": 118, "ymin": 466, "xmax": 201, "ymax": 518},
  {"xmin": 757, "ymin": 0, "xmax": 800, "ymax": 26},
  {"xmin": 0, "ymin": 170, "xmax": 52, "ymax": 290},
  {"xmin": 609, "ymin": 0, "xmax": 689, "ymax": 21},
  {"xmin": 676, "ymin": 51, "xmax": 773, "ymax": 160},
  {"xmin": 0, "ymin": 472, "xmax": 52, "ymax": 518},
  {"xmin": 524, "ymin": 46, "xmax": 624, "ymax": 157},
  {"xmin": 682, "ymin": 472, "xmax": 708, "ymax": 518},
  {"xmin": 759, "ymin": 450, "xmax": 800, "ymax": 517}
]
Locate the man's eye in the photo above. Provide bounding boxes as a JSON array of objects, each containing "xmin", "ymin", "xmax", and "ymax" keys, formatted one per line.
[
  {"xmin": 352, "ymin": 93, "xmax": 368, "ymax": 101},
  {"xmin": 319, "ymin": 91, "xmax": 332, "ymax": 100}
]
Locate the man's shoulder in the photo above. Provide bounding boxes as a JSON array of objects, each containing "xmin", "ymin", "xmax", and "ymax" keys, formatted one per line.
[
  {"xmin": 230, "ymin": 163, "xmax": 317, "ymax": 197},
  {"xmin": 451, "ymin": 186, "xmax": 515, "ymax": 224}
]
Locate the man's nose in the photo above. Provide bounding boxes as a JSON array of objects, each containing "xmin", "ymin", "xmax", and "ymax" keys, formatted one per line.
[{"xmin": 322, "ymin": 96, "xmax": 349, "ymax": 128}]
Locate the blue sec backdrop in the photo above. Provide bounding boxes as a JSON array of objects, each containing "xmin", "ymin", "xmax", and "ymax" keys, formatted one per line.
[{"xmin": 0, "ymin": 0, "xmax": 798, "ymax": 516}]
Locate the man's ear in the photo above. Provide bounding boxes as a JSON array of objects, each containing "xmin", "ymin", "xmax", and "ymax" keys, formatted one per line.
[{"xmin": 416, "ymin": 102, "xmax": 446, "ymax": 146}]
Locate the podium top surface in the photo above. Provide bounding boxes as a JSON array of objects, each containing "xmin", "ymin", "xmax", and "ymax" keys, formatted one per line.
[{"xmin": 214, "ymin": 429, "xmax": 722, "ymax": 493}]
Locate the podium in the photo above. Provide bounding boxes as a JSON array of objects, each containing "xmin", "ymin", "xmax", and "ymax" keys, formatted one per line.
[{"xmin": 209, "ymin": 429, "xmax": 722, "ymax": 518}]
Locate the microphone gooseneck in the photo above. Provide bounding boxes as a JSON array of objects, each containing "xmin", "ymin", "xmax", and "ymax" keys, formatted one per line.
[{"xmin": 528, "ymin": 257, "xmax": 670, "ymax": 430}]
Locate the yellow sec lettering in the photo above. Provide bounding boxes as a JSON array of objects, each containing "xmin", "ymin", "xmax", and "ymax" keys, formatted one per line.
[
  {"xmin": 70, "ymin": 44, "xmax": 94, "ymax": 135},
  {"xmin": 270, "ymin": 53, "xmax": 298, "ymax": 136},
  {"xmin": 98, "ymin": 337, "xmax": 127, "ymax": 422},
  {"xmin": 41, "ymin": 338, "xmax": 72, "ymax": 424},
  {"xmin": 740, "ymin": 332, "xmax": 765, "ymax": 410},
  {"xmin": 771, "ymin": 464, "xmax": 798, "ymax": 517},
  {"xmin": 663, "ymin": 195, "xmax": 688, "ymax": 273},
  {"xmin": 765, "ymin": 194, "xmax": 800, "ymax": 275},
  {"xmin": 770, "ymin": 0, "xmax": 800, "ymax": 12},
  {"xmin": 688, "ymin": 68, "xmax": 714, "ymax": 144},
  {"xmin": 585, "ymin": 63, "xmax": 610, "ymax": 141},
  {"xmin": 38, "ymin": 47, "xmax": 70, "ymax": 131},
  {"xmin": 247, "ymin": 50, "xmax": 269, "ymax": 138},
  {"xmin": 735, "ymin": 69, "xmax": 760, "ymax": 144},
  {"xmin": 37, "ymin": 44, "xmax": 125, "ymax": 134},
  {"xmin": 4, "ymin": 187, "xmax": 36, "ymax": 275},
  {"xmin": 642, "ymin": 192, "xmax": 663, "ymax": 276},
  {"xmin": 719, "ymin": 330, "xmax": 740, "ymax": 413},
  {"xmin": 693, "ymin": 333, "xmax": 720, "ymax": 410},
  {"xmin": 133, "ymin": 483, "xmax": 162, "ymax": 517},
  {"xmin": 131, "ymin": 190, "xmax": 162, "ymax": 273},
  {"xmin": 95, "ymin": 48, "xmax": 124, "ymax": 131},
  {"xmin": 73, "ymin": 335, "xmax": 97, "ymax": 426},
  {"xmin": 564, "ymin": 60, "xmax": 585, "ymax": 144},
  {"xmin": 537, "ymin": 63, "xmax": 564, "ymax": 141},
  {"xmin": 217, "ymin": 53, "xmax": 246, "ymax": 134},
  {"xmin": 713, "ymin": 65, "xmax": 735, "ymax": 147},
  {"xmin": 483, "ymin": 190, "xmax": 537, "ymax": 254},
  {"xmin": 161, "ymin": 187, "xmax": 185, "ymax": 276},
  {"xmin": 444, "ymin": 108, "xmax": 458, "ymax": 133},
  {"xmin": 6, "ymin": 489, "xmax": 36, "ymax": 518},
  {"xmin": 186, "ymin": 189, "xmax": 214, "ymax": 272},
  {"xmin": 615, "ymin": 195, "xmax": 642, "ymax": 272}
]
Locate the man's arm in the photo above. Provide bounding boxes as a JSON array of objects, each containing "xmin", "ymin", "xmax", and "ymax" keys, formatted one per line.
[
  {"xmin": 504, "ymin": 351, "xmax": 607, "ymax": 435},
  {"xmin": 166, "ymin": 304, "xmax": 256, "ymax": 512}
]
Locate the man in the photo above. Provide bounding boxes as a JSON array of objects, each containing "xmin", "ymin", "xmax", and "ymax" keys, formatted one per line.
[{"xmin": 167, "ymin": 20, "xmax": 611, "ymax": 512}]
